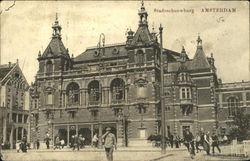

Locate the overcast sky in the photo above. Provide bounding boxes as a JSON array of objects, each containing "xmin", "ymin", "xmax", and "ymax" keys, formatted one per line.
[{"xmin": 0, "ymin": 1, "xmax": 249, "ymax": 84}]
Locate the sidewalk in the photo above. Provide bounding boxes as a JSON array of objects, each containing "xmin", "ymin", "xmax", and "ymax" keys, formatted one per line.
[{"xmin": 2, "ymin": 145, "xmax": 186, "ymax": 153}]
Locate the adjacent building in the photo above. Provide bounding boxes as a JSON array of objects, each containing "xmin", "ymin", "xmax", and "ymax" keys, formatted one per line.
[{"xmin": 0, "ymin": 62, "xmax": 30, "ymax": 149}]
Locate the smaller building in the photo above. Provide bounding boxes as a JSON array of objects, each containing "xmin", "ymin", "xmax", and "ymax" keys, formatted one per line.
[
  {"xmin": 216, "ymin": 81, "xmax": 250, "ymax": 136},
  {"xmin": 0, "ymin": 61, "xmax": 30, "ymax": 149}
]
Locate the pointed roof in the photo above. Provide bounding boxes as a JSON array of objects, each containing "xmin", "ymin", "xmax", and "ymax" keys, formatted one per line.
[
  {"xmin": 0, "ymin": 62, "xmax": 29, "ymax": 88},
  {"xmin": 191, "ymin": 36, "xmax": 210, "ymax": 70},
  {"xmin": 41, "ymin": 38, "xmax": 69, "ymax": 58},
  {"xmin": 0, "ymin": 63, "xmax": 16, "ymax": 81},
  {"xmin": 39, "ymin": 14, "xmax": 70, "ymax": 59},
  {"xmin": 131, "ymin": 26, "xmax": 153, "ymax": 46}
]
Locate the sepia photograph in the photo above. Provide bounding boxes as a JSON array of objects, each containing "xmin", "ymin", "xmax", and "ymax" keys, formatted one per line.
[{"xmin": 0, "ymin": 0, "xmax": 249, "ymax": 161}]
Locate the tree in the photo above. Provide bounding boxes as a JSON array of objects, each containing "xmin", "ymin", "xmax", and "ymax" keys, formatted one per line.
[{"xmin": 228, "ymin": 108, "xmax": 250, "ymax": 141}]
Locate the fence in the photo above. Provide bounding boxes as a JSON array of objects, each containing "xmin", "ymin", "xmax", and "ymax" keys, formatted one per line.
[{"xmin": 230, "ymin": 140, "xmax": 250, "ymax": 158}]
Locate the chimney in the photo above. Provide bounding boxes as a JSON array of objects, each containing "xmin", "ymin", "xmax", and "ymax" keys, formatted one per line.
[{"xmin": 8, "ymin": 62, "xmax": 11, "ymax": 68}]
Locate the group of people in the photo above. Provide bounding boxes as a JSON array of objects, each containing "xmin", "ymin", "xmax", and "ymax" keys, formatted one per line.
[
  {"xmin": 16, "ymin": 136, "xmax": 28, "ymax": 153},
  {"xmin": 183, "ymin": 129, "xmax": 221, "ymax": 158},
  {"xmin": 70, "ymin": 134, "xmax": 85, "ymax": 151}
]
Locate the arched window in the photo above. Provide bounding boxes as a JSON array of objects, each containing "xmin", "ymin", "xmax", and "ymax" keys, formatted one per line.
[
  {"xmin": 46, "ymin": 60, "xmax": 53, "ymax": 73},
  {"xmin": 227, "ymin": 97, "xmax": 239, "ymax": 116},
  {"xmin": 88, "ymin": 80, "xmax": 101, "ymax": 105},
  {"xmin": 66, "ymin": 82, "xmax": 80, "ymax": 106},
  {"xmin": 111, "ymin": 78, "xmax": 125, "ymax": 103},
  {"xmin": 136, "ymin": 50, "xmax": 144, "ymax": 65}
]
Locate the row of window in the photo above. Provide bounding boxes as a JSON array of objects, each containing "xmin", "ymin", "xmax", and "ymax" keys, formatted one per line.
[
  {"xmin": 44, "ymin": 79, "xmax": 126, "ymax": 106},
  {"xmin": 11, "ymin": 113, "xmax": 29, "ymax": 123}
]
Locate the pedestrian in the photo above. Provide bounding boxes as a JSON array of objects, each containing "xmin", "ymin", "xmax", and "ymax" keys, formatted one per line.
[
  {"xmin": 79, "ymin": 134, "xmax": 85, "ymax": 148},
  {"xmin": 73, "ymin": 134, "xmax": 80, "ymax": 151},
  {"xmin": 174, "ymin": 134, "xmax": 179, "ymax": 148},
  {"xmin": 195, "ymin": 134, "xmax": 201, "ymax": 153},
  {"xmin": 54, "ymin": 136, "xmax": 61, "ymax": 150},
  {"xmin": 223, "ymin": 135, "xmax": 228, "ymax": 145},
  {"xmin": 44, "ymin": 132, "xmax": 50, "ymax": 149},
  {"xmin": 102, "ymin": 127, "xmax": 117, "ymax": 161},
  {"xmin": 203, "ymin": 131, "xmax": 212, "ymax": 155},
  {"xmin": 169, "ymin": 134, "xmax": 174, "ymax": 148},
  {"xmin": 183, "ymin": 129, "xmax": 195, "ymax": 158},
  {"xmin": 212, "ymin": 132, "xmax": 221, "ymax": 154},
  {"xmin": 16, "ymin": 140, "xmax": 21, "ymax": 152},
  {"xmin": 36, "ymin": 139, "xmax": 40, "ymax": 150},
  {"xmin": 60, "ymin": 139, "xmax": 65, "ymax": 149},
  {"xmin": 92, "ymin": 133, "xmax": 98, "ymax": 148},
  {"xmin": 21, "ymin": 136, "xmax": 27, "ymax": 152},
  {"xmin": 71, "ymin": 135, "xmax": 75, "ymax": 149}
]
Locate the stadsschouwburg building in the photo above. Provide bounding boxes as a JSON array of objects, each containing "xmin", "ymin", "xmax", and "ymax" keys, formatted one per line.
[{"xmin": 29, "ymin": 2, "xmax": 250, "ymax": 147}]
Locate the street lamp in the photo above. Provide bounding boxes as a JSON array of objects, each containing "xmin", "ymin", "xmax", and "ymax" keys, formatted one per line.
[{"xmin": 159, "ymin": 24, "xmax": 166, "ymax": 154}]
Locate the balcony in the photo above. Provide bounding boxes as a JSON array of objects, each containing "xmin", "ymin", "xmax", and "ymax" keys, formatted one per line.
[
  {"xmin": 65, "ymin": 104, "xmax": 79, "ymax": 111},
  {"xmin": 87, "ymin": 101, "xmax": 101, "ymax": 109},
  {"xmin": 180, "ymin": 99, "xmax": 192, "ymax": 105},
  {"xmin": 111, "ymin": 99, "xmax": 126, "ymax": 106}
]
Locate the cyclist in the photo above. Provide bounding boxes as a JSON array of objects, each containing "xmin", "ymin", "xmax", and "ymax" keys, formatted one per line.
[{"xmin": 183, "ymin": 129, "xmax": 195, "ymax": 159}]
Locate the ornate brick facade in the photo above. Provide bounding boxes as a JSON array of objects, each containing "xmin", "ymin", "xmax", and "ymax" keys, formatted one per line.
[{"xmin": 28, "ymin": 2, "xmax": 250, "ymax": 147}]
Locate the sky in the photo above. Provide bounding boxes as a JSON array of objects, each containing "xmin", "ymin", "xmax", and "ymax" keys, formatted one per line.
[{"xmin": 0, "ymin": 1, "xmax": 249, "ymax": 84}]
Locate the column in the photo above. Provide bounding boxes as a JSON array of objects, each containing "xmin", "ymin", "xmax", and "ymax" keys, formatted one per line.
[
  {"xmin": 243, "ymin": 92, "xmax": 247, "ymax": 106},
  {"xmin": 16, "ymin": 127, "xmax": 18, "ymax": 141},
  {"xmin": 16, "ymin": 114, "xmax": 19, "ymax": 124},
  {"xmin": 67, "ymin": 125, "xmax": 70, "ymax": 146},
  {"xmin": 21, "ymin": 127, "xmax": 24, "ymax": 139},
  {"xmin": 91, "ymin": 124, "xmax": 94, "ymax": 147},
  {"xmin": 52, "ymin": 124, "xmax": 54, "ymax": 147},
  {"xmin": 98, "ymin": 123, "xmax": 103, "ymax": 148},
  {"xmin": 84, "ymin": 90, "xmax": 87, "ymax": 106},
  {"xmin": 86, "ymin": 91, "xmax": 89, "ymax": 106},
  {"xmin": 125, "ymin": 87, "xmax": 128, "ymax": 103},
  {"xmin": 10, "ymin": 127, "xmax": 14, "ymax": 149},
  {"xmin": 108, "ymin": 88, "xmax": 111, "ymax": 105},
  {"xmin": 22, "ymin": 114, "xmax": 25, "ymax": 123},
  {"xmin": 76, "ymin": 124, "xmax": 78, "ymax": 135},
  {"xmin": 80, "ymin": 91, "xmax": 82, "ymax": 106},
  {"xmin": 3, "ymin": 117, "xmax": 7, "ymax": 142}
]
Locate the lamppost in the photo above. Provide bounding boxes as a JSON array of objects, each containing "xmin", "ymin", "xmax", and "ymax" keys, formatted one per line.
[{"xmin": 159, "ymin": 24, "xmax": 166, "ymax": 154}]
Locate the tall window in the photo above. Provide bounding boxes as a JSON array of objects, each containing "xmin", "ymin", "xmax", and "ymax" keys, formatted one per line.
[
  {"xmin": 47, "ymin": 92, "xmax": 53, "ymax": 105},
  {"xmin": 88, "ymin": 80, "xmax": 101, "ymax": 104},
  {"xmin": 66, "ymin": 82, "xmax": 80, "ymax": 106},
  {"xmin": 111, "ymin": 78, "xmax": 125, "ymax": 102},
  {"xmin": 180, "ymin": 87, "xmax": 191, "ymax": 99},
  {"xmin": 46, "ymin": 60, "xmax": 53, "ymax": 73},
  {"xmin": 136, "ymin": 50, "xmax": 144, "ymax": 65},
  {"xmin": 228, "ymin": 97, "xmax": 239, "ymax": 116}
]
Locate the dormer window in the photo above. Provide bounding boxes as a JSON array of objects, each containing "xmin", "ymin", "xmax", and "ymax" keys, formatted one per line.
[{"xmin": 179, "ymin": 72, "xmax": 190, "ymax": 82}]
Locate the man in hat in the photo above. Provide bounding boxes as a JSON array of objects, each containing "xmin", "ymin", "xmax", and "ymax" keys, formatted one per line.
[{"xmin": 102, "ymin": 127, "xmax": 117, "ymax": 161}]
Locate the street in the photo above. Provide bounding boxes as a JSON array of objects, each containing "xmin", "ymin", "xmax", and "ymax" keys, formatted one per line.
[{"xmin": 1, "ymin": 145, "xmax": 249, "ymax": 161}]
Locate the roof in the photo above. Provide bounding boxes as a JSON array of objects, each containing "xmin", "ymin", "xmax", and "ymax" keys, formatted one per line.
[
  {"xmin": 131, "ymin": 25, "xmax": 153, "ymax": 46},
  {"xmin": 41, "ymin": 37, "xmax": 70, "ymax": 58},
  {"xmin": 167, "ymin": 61, "xmax": 192, "ymax": 72},
  {"xmin": 0, "ymin": 63, "xmax": 16, "ymax": 81},
  {"xmin": 74, "ymin": 43, "xmax": 128, "ymax": 62},
  {"xmin": 191, "ymin": 46, "xmax": 210, "ymax": 70}
]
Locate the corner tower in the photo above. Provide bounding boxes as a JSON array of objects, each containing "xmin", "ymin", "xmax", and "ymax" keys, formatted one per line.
[{"xmin": 37, "ymin": 14, "xmax": 71, "ymax": 75}]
